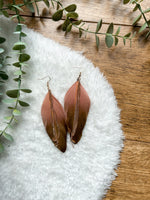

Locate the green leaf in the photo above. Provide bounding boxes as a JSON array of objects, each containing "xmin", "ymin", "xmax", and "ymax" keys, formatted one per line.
[
  {"xmin": 62, "ymin": 19, "xmax": 70, "ymax": 31},
  {"xmin": 105, "ymin": 34, "xmax": 113, "ymax": 48},
  {"xmin": 107, "ymin": 23, "xmax": 114, "ymax": 34},
  {"xmin": 139, "ymin": 22, "xmax": 147, "ymax": 33},
  {"xmin": 18, "ymin": 15, "xmax": 25, "ymax": 22},
  {"xmin": 13, "ymin": 78, "xmax": 20, "ymax": 82},
  {"xmin": 14, "ymin": 70, "xmax": 22, "ymax": 76},
  {"xmin": 79, "ymin": 28, "xmax": 82, "ymax": 38},
  {"xmin": 19, "ymin": 53, "xmax": 30, "ymax": 62},
  {"xmin": 123, "ymin": 37, "xmax": 126, "ymax": 45},
  {"xmin": 145, "ymin": 31, "xmax": 150, "ymax": 39},
  {"xmin": 20, "ymin": 32, "xmax": 27, "ymax": 37},
  {"xmin": 13, "ymin": 42, "xmax": 26, "ymax": 50},
  {"xmin": 13, "ymin": 109, "xmax": 21, "ymax": 116},
  {"xmin": 133, "ymin": 4, "xmax": 138, "ymax": 12},
  {"xmin": 0, "ymin": 143, "xmax": 4, "ymax": 153},
  {"xmin": 123, "ymin": 0, "xmax": 130, "ymax": 4},
  {"xmin": 19, "ymin": 100, "xmax": 30, "ymax": 107},
  {"xmin": 66, "ymin": 24, "xmax": 72, "ymax": 32},
  {"xmin": 8, "ymin": 107, "xmax": 15, "ymax": 109},
  {"xmin": 115, "ymin": 27, "xmax": 121, "ymax": 35},
  {"xmin": 2, "ymin": 98, "xmax": 16, "ymax": 104},
  {"xmin": 6, "ymin": 89, "xmax": 19, "ymax": 98},
  {"xmin": 65, "ymin": 4, "xmax": 77, "ymax": 12},
  {"xmin": 16, "ymin": 24, "xmax": 22, "ymax": 32},
  {"xmin": 4, "ymin": 116, "xmax": 12, "ymax": 120},
  {"xmin": 52, "ymin": 9, "xmax": 63, "ymax": 21},
  {"xmin": 25, "ymin": 2, "xmax": 35, "ymax": 13},
  {"xmin": 0, "ymin": 37, "xmax": 6, "ymax": 44},
  {"xmin": 0, "ymin": 71, "xmax": 8, "ymax": 80},
  {"xmin": 143, "ymin": 8, "xmax": 150, "ymax": 13},
  {"xmin": 2, "ymin": 10, "xmax": 9, "ymax": 17},
  {"xmin": 21, "ymin": 89, "xmax": 32, "ymax": 93},
  {"xmin": 0, "ymin": 48, "xmax": 4, "ymax": 54},
  {"xmin": 43, "ymin": 0, "xmax": 50, "ymax": 7},
  {"xmin": 67, "ymin": 12, "xmax": 78, "ymax": 19},
  {"xmin": 3, "ymin": 132, "xmax": 13, "ymax": 142},
  {"xmin": 132, "ymin": 14, "xmax": 142, "ymax": 25},
  {"xmin": 95, "ymin": 35, "xmax": 100, "ymax": 49},
  {"xmin": 73, "ymin": 20, "xmax": 82, "ymax": 25},
  {"xmin": 12, "ymin": 5, "xmax": 24, "ymax": 12},
  {"xmin": 13, "ymin": 62, "xmax": 21, "ymax": 68},
  {"xmin": 124, "ymin": 33, "xmax": 131, "ymax": 38},
  {"xmin": 115, "ymin": 37, "xmax": 119, "ymax": 46},
  {"xmin": 96, "ymin": 19, "xmax": 102, "ymax": 33}
]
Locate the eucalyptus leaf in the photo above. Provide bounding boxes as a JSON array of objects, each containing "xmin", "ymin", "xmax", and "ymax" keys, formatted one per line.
[
  {"xmin": 13, "ymin": 78, "xmax": 20, "ymax": 82},
  {"xmin": 67, "ymin": 12, "xmax": 78, "ymax": 19},
  {"xmin": 95, "ymin": 35, "xmax": 100, "ymax": 49},
  {"xmin": 66, "ymin": 24, "xmax": 72, "ymax": 33},
  {"xmin": 20, "ymin": 32, "xmax": 27, "ymax": 37},
  {"xmin": 25, "ymin": 1, "xmax": 35, "ymax": 13},
  {"xmin": 6, "ymin": 89, "xmax": 19, "ymax": 98},
  {"xmin": 0, "ymin": 37, "xmax": 6, "ymax": 44},
  {"xmin": 65, "ymin": 4, "xmax": 77, "ymax": 12},
  {"xmin": 79, "ymin": 28, "xmax": 82, "ymax": 38},
  {"xmin": 13, "ymin": 42, "xmax": 26, "ymax": 50},
  {"xmin": 52, "ymin": 9, "xmax": 63, "ymax": 21},
  {"xmin": 43, "ymin": 0, "xmax": 50, "ymax": 7},
  {"xmin": 13, "ymin": 62, "xmax": 21, "ymax": 68},
  {"xmin": 123, "ymin": 37, "xmax": 126, "ymax": 45},
  {"xmin": 3, "ymin": 132, "xmax": 13, "ymax": 142},
  {"xmin": 16, "ymin": 24, "xmax": 22, "ymax": 32},
  {"xmin": 19, "ymin": 100, "xmax": 30, "ymax": 107},
  {"xmin": 14, "ymin": 70, "xmax": 22, "ymax": 76},
  {"xmin": 0, "ymin": 143, "xmax": 4, "ymax": 153},
  {"xmin": 143, "ymin": 8, "xmax": 150, "ymax": 13},
  {"xmin": 4, "ymin": 116, "xmax": 12, "ymax": 120},
  {"xmin": 19, "ymin": 53, "xmax": 30, "ymax": 62},
  {"xmin": 0, "ymin": 48, "xmax": 4, "ymax": 54},
  {"xmin": 146, "ymin": 31, "xmax": 150, "ymax": 39},
  {"xmin": 2, "ymin": 98, "xmax": 16, "ymax": 104},
  {"xmin": 73, "ymin": 20, "xmax": 82, "ymax": 25},
  {"xmin": 0, "ymin": 71, "xmax": 8, "ymax": 80},
  {"xmin": 21, "ymin": 89, "xmax": 32, "ymax": 93},
  {"xmin": 107, "ymin": 23, "xmax": 114, "ymax": 34},
  {"xmin": 115, "ymin": 37, "xmax": 119, "ymax": 46},
  {"xmin": 105, "ymin": 34, "xmax": 113, "ymax": 48},
  {"xmin": 133, "ymin": 4, "xmax": 138, "ymax": 12},
  {"xmin": 132, "ymin": 14, "xmax": 142, "ymax": 25},
  {"xmin": 13, "ymin": 109, "xmax": 21, "ymax": 116},
  {"xmin": 96, "ymin": 19, "xmax": 102, "ymax": 33},
  {"xmin": 12, "ymin": 5, "xmax": 24, "ymax": 12},
  {"xmin": 139, "ymin": 22, "xmax": 147, "ymax": 33},
  {"xmin": 124, "ymin": 33, "xmax": 131, "ymax": 38},
  {"xmin": 62, "ymin": 19, "xmax": 70, "ymax": 31},
  {"xmin": 2, "ymin": 10, "xmax": 9, "ymax": 17},
  {"xmin": 115, "ymin": 27, "xmax": 121, "ymax": 35},
  {"xmin": 123, "ymin": 0, "xmax": 130, "ymax": 4}
]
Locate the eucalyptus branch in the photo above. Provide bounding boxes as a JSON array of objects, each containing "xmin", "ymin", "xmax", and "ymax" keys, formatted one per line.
[
  {"xmin": 51, "ymin": 2, "xmax": 134, "ymax": 48},
  {"xmin": 0, "ymin": 1, "xmax": 31, "ymax": 152},
  {"xmin": 123, "ymin": 0, "xmax": 150, "ymax": 38}
]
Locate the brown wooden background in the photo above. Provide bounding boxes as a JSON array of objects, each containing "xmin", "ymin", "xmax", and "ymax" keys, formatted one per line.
[{"xmin": 7, "ymin": 0, "xmax": 150, "ymax": 199}]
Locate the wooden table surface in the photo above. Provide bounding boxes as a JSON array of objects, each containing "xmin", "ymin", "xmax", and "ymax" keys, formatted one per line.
[{"xmin": 7, "ymin": 0, "xmax": 150, "ymax": 199}]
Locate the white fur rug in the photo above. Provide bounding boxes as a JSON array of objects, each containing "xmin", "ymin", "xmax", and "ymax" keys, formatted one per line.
[{"xmin": 0, "ymin": 17, "xmax": 124, "ymax": 200}]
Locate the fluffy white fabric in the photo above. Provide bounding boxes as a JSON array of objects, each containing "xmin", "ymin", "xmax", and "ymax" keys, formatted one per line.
[{"xmin": 0, "ymin": 17, "xmax": 124, "ymax": 200}]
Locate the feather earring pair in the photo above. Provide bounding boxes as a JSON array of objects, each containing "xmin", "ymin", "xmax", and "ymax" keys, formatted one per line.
[{"xmin": 41, "ymin": 73, "xmax": 90, "ymax": 153}]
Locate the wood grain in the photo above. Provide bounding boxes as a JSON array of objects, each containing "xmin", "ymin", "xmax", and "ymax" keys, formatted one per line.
[{"xmin": 5, "ymin": 0, "xmax": 150, "ymax": 199}]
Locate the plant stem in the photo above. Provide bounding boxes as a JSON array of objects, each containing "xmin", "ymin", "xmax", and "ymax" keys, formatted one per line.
[
  {"xmin": 0, "ymin": 0, "xmax": 23, "ymax": 138},
  {"xmin": 134, "ymin": 1, "xmax": 150, "ymax": 30}
]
